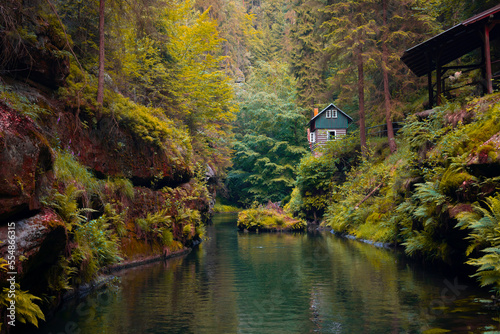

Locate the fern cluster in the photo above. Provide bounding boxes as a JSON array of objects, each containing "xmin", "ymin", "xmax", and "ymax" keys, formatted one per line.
[
  {"xmin": 71, "ymin": 215, "xmax": 123, "ymax": 284},
  {"xmin": 457, "ymin": 194, "xmax": 500, "ymax": 292},
  {"xmin": 0, "ymin": 255, "xmax": 45, "ymax": 330}
]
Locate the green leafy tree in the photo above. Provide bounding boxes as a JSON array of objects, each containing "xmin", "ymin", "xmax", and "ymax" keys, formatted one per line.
[
  {"xmin": 227, "ymin": 61, "xmax": 308, "ymax": 206},
  {"xmin": 195, "ymin": 0, "xmax": 260, "ymax": 78},
  {"xmin": 288, "ymin": 133, "xmax": 360, "ymax": 221},
  {"xmin": 419, "ymin": 0, "xmax": 499, "ymax": 28},
  {"xmin": 165, "ymin": 1, "xmax": 237, "ymax": 172}
]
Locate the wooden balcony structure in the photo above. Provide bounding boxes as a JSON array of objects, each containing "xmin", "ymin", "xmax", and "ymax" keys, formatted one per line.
[{"xmin": 401, "ymin": 5, "xmax": 500, "ymax": 108}]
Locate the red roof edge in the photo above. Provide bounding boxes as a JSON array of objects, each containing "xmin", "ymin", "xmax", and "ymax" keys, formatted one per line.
[{"xmin": 463, "ymin": 4, "xmax": 500, "ymax": 26}]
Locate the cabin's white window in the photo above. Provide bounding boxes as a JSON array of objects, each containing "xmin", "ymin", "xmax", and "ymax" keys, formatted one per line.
[
  {"xmin": 328, "ymin": 130, "xmax": 336, "ymax": 141},
  {"xmin": 310, "ymin": 132, "xmax": 316, "ymax": 143},
  {"xmin": 326, "ymin": 109, "xmax": 337, "ymax": 118}
]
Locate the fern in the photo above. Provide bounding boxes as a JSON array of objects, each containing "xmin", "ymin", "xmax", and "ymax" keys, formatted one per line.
[
  {"xmin": 72, "ymin": 215, "xmax": 123, "ymax": 284},
  {"xmin": 457, "ymin": 194, "xmax": 500, "ymax": 293},
  {"xmin": 42, "ymin": 184, "xmax": 95, "ymax": 232},
  {"xmin": 54, "ymin": 150, "xmax": 103, "ymax": 203},
  {"xmin": 413, "ymin": 182, "xmax": 447, "ymax": 207},
  {"xmin": 0, "ymin": 285, "xmax": 45, "ymax": 328},
  {"xmin": 47, "ymin": 256, "xmax": 76, "ymax": 292}
]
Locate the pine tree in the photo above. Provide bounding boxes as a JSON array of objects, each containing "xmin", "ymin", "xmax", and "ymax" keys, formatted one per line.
[
  {"xmin": 381, "ymin": 0, "xmax": 396, "ymax": 153},
  {"xmin": 97, "ymin": 0, "xmax": 105, "ymax": 109},
  {"xmin": 289, "ymin": 0, "xmax": 329, "ymax": 112},
  {"xmin": 322, "ymin": 0, "xmax": 378, "ymax": 153},
  {"xmin": 372, "ymin": 0, "xmax": 436, "ymax": 151}
]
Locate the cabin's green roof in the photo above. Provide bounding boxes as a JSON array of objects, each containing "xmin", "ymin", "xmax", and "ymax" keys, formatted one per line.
[{"xmin": 307, "ymin": 103, "xmax": 353, "ymax": 126}]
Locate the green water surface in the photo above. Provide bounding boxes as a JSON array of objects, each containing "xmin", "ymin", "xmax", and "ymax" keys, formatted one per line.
[{"xmin": 34, "ymin": 213, "xmax": 500, "ymax": 333}]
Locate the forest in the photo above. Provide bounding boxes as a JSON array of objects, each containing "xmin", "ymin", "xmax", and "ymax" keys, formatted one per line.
[{"xmin": 1, "ymin": 0, "xmax": 500, "ymax": 332}]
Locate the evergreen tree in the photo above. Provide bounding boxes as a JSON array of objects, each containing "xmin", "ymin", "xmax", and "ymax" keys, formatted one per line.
[
  {"xmin": 372, "ymin": 0, "xmax": 436, "ymax": 150},
  {"xmin": 381, "ymin": 0, "xmax": 396, "ymax": 153},
  {"xmin": 421, "ymin": 0, "xmax": 499, "ymax": 28},
  {"xmin": 289, "ymin": 0, "xmax": 330, "ymax": 111},
  {"xmin": 322, "ymin": 0, "xmax": 378, "ymax": 153},
  {"xmin": 97, "ymin": 0, "xmax": 105, "ymax": 109}
]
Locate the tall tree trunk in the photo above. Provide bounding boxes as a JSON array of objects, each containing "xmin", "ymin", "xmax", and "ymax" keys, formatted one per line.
[
  {"xmin": 357, "ymin": 49, "xmax": 367, "ymax": 155},
  {"xmin": 382, "ymin": 0, "xmax": 396, "ymax": 153},
  {"xmin": 97, "ymin": 0, "xmax": 105, "ymax": 111}
]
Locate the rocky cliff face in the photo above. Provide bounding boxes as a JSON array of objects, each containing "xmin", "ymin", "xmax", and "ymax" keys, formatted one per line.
[
  {"xmin": 0, "ymin": 79, "xmax": 212, "ymax": 320},
  {"xmin": 0, "ymin": 104, "xmax": 54, "ymax": 223},
  {"xmin": 55, "ymin": 111, "xmax": 192, "ymax": 189}
]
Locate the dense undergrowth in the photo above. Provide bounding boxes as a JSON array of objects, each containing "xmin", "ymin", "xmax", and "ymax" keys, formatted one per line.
[
  {"xmin": 44, "ymin": 148, "xmax": 206, "ymax": 286},
  {"xmin": 290, "ymin": 94, "xmax": 500, "ymax": 292}
]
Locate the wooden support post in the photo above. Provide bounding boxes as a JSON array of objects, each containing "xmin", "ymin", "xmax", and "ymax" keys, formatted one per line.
[
  {"xmin": 436, "ymin": 61, "xmax": 442, "ymax": 106},
  {"xmin": 484, "ymin": 24, "xmax": 493, "ymax": 94},
  {"xmin": 427, "ymin": 54, "xmax": 433, "ymax": 108}
]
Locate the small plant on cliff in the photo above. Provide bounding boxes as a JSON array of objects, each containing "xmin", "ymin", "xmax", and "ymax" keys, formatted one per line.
[
  {"xmin": 105, "ymin": 177, "xmax": 134, "ymax": 201},
  {"xmin": 135, "ymin": 207, "xmax": 173, "ymax": 243},
  {"xmin": 42, "ymin": 184, "xmax": 95, "ymax": 232},
  {"xmin": 54, "ymin": 150, "xmax": 102, "ymax": 198},
  {"xmin": 133, "ymin": 205, "xmax": 201, "ymax": 249},
  {"xmin": 0, "ymin": 82, "xmax": 51, "ymax": 123},
  {"xmin": 71, "ymin": 215, "xmax": 123, "ymax": 284},
  {"xmin": 174, "ymin": 206, "xmax": 203, "ymax": 243},
  {"xmin": 46, "ymin": 256, "xmax": 76, "ymax": 292},
  {"xmin": 0, "ymin": 247, "xmax": 45, "ymax": 330}
]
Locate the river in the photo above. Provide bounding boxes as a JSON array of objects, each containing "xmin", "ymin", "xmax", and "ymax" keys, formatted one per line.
[{"xmin": 35, "ymin": 213, "xmax": 500, "ymax": 333}]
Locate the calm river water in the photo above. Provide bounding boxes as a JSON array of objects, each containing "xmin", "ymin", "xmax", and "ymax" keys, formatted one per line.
[{"xmin": 35, "ymin": 213, "xmax": 500, "ymax": 333}]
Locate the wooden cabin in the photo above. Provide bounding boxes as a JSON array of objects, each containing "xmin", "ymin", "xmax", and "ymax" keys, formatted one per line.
[{"xmin": 307, "ymin": 103, "xmax": 353, "ymax": 151}]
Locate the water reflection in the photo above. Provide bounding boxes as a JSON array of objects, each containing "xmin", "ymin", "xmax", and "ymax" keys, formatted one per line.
[{"xmin": 34, "ymin": 213, "xmax": 499, "ymax": 334}]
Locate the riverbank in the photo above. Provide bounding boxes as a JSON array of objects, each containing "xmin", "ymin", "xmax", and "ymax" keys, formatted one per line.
[
  {"xmin": 62, "ymin": 248, "xmax": 192, "ymax": 301},
  {"xmin": 329, "ymin": 230, "xmax": 395, "ymax": 249},
  {"xmin": 285, "ymin": 94, "xmax": 500, "ymax": 294}
]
